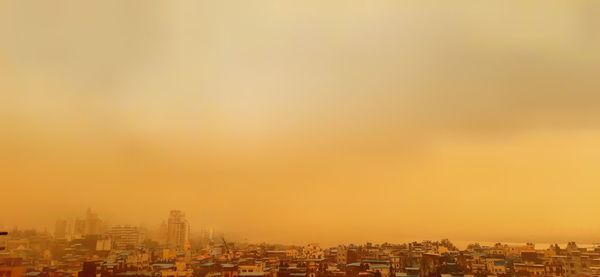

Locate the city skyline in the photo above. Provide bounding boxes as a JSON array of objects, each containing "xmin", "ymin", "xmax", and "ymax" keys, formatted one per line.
[
  {"xmin": 3, "ymin": 208, "xmax": 600, "ymax": 249},
  {"xmin": 3, "ymin": 227, "xmax": 600, "ymax": 277},
  {"xmin": 5, "ymin": 216, "xmax": 600, "ymax": 252}
]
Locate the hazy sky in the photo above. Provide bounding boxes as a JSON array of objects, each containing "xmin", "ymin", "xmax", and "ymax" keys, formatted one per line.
[{"xmin": 2, "ymin": 1, "xmax": 600, "ymax": 246}]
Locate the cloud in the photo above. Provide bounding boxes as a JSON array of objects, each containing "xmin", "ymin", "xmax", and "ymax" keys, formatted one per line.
[{"xmin": 2, "ymin": 1, "xmax": 600, "ymax": 244}]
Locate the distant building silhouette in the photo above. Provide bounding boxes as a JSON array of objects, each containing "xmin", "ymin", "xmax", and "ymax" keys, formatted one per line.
[{"xmin": 166, "ymin": 210, "xmax": 190, "ymax": 250}]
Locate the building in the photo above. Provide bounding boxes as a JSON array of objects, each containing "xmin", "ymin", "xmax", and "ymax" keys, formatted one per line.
[
  {"xmin": 166, "ymin": 210, "xmax": 190, "ymax": 250},
  {"xmin": 55, "ymin": 209, "xmax": 105, "ymax": 241},
  {"xmin": 54, "ymin": 220, "xmax": 68, "ymax": 240},
  {"xmin": 78, "ymin": 261, "xmax": 101, "ymax": 277},
  {"xmin": 83, "ymin": 209, "xmax": 104, "ymax": 236},
  {"xmin": 337, "ymin": 246, "xmax": 348, "ymax": 265},
  {"xmin": 420, "ymin": 253, "xmax": 441, "ymax": 277},
  {"xmin": 96, "ymin": 237, "xmax": 112, "ymax": 251},
  {"xmin": 514, "ymin": 263, "xmax": 546, "ymax": 276},
  {"xmin": 302, "ymin": 244, "xmax": 324, "ymax": 259},
  {"xmin": 108, "ymin": 225, "xmax": 145, "ymax": 249},
  {"xmin": 0, "ymin": 258, "xmax": 25, "ymax": 277},
  {"xmin": 485, "ymin": 259, "xmax": 507, "ymax": 275}
]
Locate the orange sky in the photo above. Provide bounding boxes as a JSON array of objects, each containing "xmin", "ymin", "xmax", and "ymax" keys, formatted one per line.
[{"xmin": 2, "ymin": 1, "xmax": 600, "ymax": 246}]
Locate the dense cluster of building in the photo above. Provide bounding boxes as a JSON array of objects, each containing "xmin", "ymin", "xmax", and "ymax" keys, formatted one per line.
[{"xmin": 2, "ymin": 210, "xmax": 600, "ymax": 277}]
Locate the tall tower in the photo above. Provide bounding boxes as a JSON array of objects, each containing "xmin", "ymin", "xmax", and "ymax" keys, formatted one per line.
[
  {"xmin": 84, "ymin": 208, "xmax": 103, "ymax": 235},
  {"xmin": 166, "ymin": 210, "xmax": 190, "ymax": 249},
  {"xmin": 54, "ymin": 220, "xmax": 68, "ymax": 239}
]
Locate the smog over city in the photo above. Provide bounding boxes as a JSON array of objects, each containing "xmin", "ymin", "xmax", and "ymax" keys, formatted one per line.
[{"xmin": 2, "ymin": 2, "xmax": 600, "ymax": 277}]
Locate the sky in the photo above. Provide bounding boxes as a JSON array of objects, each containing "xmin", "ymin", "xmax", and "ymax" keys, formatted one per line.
[{"xmin": 2, "ymin": 1, "xmax": 600, "ymax": 246}]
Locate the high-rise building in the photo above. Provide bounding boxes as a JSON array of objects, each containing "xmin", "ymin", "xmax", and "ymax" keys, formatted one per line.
[
  {"xmin": 108, "ymin": 225, "xmax": 145, "ymax": 249},
  {"xmin": 84, "ymin": 208, "xmax": 103, "ymax": 235},
  {"xmin": 158, "ymin": 221, "xmax": 168, "ymax": 244},
  {"xmin": 166, "ymin": 210, "xmax": 190, "ymax": 250},
  {"xmin": 54, "ymin": 220, "xmax": 67, "ymax": 239},
  {"xmin": 96, "ymin": 237, "xmax": 112, "ymax": 251},
  {"xmin": 64, "ymin": 219, "xmax": 86, "ymax": 240},
  {"xmin": 74, "ymin": 219, "xmax": 87, "ymax": 237},
  {"xmin": 55, "ymin": 209, "xmax": 105, "ymax": 241}
]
